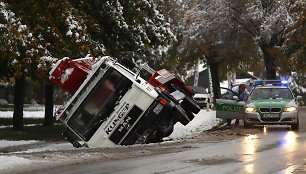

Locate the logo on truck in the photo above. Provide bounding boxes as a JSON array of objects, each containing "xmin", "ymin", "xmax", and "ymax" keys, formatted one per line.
[{"xmin": 105, "ymin": 103, "xmax": 130, "ymax": 135}]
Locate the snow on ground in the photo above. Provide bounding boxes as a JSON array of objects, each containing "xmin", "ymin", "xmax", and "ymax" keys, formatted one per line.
[
  {"xmin": 0, "ymin": 156, "xmax": 32, "ymax": 170},
  {"xmin": 0, "ymin": 108, "xmax": 219, "ymax": 171},
  {"xmin": 169, "ymin": 109, "xmax": 218, "ymax": 140},
  {"xmin": 0, "ymin": 106, "xmax": 45, "ymax": 118}
]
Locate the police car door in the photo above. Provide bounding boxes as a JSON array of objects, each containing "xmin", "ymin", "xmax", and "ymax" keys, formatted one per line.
[{"xmin": 216, "ymin": 87, "xmax": 245, "ymax": 119}]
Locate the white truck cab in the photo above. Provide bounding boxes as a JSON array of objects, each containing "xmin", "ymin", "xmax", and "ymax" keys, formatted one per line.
[{"xmin": 51, "ymin": 56, "xmax": 194, "ymax": 147}]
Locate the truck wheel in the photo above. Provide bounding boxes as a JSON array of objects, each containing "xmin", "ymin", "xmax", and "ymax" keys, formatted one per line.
[
  {"xmin": 173, "ymin": 105, "xmax": 190, "ymax": 126},
  {"xmin": 186, "ymin": 111, "xmax": 195, "ymax": 121},
  {"xmin": 137, "ymin": 129, "xmax": 162, "ymax": 144},
  {"xmin": 163, "ymin": 126, "xmax": 174, "ymax": 137},
  {"xmin": 182, "ymin": 96, "xmax": 201, "ymax": 114},
  {"xmin": 62, "ymin": 128, "xmax": 82, "ymax": 148}
]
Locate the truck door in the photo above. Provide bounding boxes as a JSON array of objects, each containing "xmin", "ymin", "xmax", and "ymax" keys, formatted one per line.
[{"xmin": 215, "ymin": 87, "xmax": 245, "ymax": 119}]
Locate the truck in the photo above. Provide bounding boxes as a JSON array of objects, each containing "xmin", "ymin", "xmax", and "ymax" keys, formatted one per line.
[{"xmin": 49, "ymin": 55, "xmax": 200, "ymax": 148}]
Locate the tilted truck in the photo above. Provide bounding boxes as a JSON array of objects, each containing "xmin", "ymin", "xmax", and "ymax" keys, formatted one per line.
[{"xmin": 49, "ymin": 55, "xmax": 200, "ymax": 148}]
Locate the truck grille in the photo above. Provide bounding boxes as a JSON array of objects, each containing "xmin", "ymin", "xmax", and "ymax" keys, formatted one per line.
[
  {"xmin": 259, "ymin": 107, "xmax": 281, "ymax": 113},
  {"xmin": 109, "ymin": 105, "xmax": 143, "ymax": 144}
]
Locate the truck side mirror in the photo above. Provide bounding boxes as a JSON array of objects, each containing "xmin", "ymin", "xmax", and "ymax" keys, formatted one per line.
[{"xmin": 120, "ymin": 58, "xmax": 135, "ymax": 70}]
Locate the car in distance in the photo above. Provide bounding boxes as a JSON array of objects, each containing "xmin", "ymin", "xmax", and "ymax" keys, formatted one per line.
[
  {"xmin": 244, "ymin": 80, "xmax": 302, "ymax": 130},
  {"xmin": 188, "ymin": 86, "xmax": 209, "ymax": 109}
]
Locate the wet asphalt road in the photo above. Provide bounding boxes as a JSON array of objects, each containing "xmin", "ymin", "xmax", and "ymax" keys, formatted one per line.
[{"xmin": 38, "ymin": 108, "xmax": 306, "ymax": 174}]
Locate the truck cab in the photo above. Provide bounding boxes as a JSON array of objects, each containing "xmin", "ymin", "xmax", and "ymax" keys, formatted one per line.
[{"xmin": 50, "ymin": 56, "xmax": 194, "ymax": 147}]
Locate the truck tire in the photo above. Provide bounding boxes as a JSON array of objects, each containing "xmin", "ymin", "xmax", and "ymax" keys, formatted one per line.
[
  {"xmin": 186, "ymin": 111, "xmax": 195, "ymax": 121},
  {"xmin": 135, "ymin": 129, "xmax": 161, "ymax": 144},
  {"xmin": 162, "ymin": 126, "xmax": 174, "ymax": 137},
  {"xmin": 173, "ymin": 105, "xmax": 190, "ymax": 126},
  {"xmin": 62, "ymin": 128, "xmax": 82, "ymax": 148},
  {"xmin": 182, "ymin": 96, "xmax": 201, "ymax": 114}
]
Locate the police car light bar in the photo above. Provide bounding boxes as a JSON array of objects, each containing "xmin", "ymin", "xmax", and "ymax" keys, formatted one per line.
[
  {"xmin": 253, "ymin": 80, "xmax": 288, "ymax": 86},
  {"xmin": 281, "ymin": 80, "xmax": 289, "ymax": 85}
]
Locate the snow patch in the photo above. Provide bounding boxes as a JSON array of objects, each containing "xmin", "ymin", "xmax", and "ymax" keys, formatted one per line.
[
  {"xmin": 169, "ymin": 110, "xmax": 218, "ymax": 140},
  {"xmin": 0, "ymin": 140, "xmax": 37, "ymax": 148},
  {"xmin": 0, "ymin": 156, "xmax": 32, "ymax": 169},
  {"xmin": 61, "ymin": 68, "xmax": 74, "ymax": 83}
]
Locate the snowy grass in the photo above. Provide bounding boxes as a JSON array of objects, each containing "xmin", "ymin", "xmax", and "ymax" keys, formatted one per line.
[
  {"xmin": 0, "ymin": 118, "xmax": 43, "ymax": 126},
  {"xmin": 0, "ymin": 124, "xmax": 65, "ymax": 141},
  {"xmin": 0, "ymin": 106, "xmax": 45, "ymax": 118},
  {"xmin": 0, "ymin": 107, "xmax": 64, "ymax": 141}
]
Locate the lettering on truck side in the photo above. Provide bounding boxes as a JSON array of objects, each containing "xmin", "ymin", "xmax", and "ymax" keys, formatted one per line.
[
  {"xmin": 105, "ymin": 103, "xmax": 130, "ymax": 135},
  {"xmin": 118, "ymin": 116, "xmax": 132, "ymax": 132}
]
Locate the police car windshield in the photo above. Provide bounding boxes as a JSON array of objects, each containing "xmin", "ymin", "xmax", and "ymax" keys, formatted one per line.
[
  {"xmin": 68, "ymin": 68, "xmax": 132, "ymax": 141},
  {"xmin": 250, "ymin": 87, "xmax": 293, "ymax": 100}
]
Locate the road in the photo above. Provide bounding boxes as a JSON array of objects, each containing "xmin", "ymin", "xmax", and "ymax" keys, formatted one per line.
[
  {"xmin": 7, "ymin": 108, "xmax": 306, "ymax": 174},
  {"xmin": 35, "ymin": 130, "xmax": 306, "ymax": 174}
]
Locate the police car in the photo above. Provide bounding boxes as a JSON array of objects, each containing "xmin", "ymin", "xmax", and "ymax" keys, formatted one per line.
[
  {"xmin": 244, "ymin": 80, "xmax": 302, "ymax": 130},
  {"xmin": 216, "ymin": 80, "xmax": 302, "ymax": 130}
]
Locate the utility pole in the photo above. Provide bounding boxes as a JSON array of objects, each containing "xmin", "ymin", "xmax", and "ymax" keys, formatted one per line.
[
  {"xmin": 194, "ymin": 61, "xmax": 199, "ymax": 86},
  {"xmin": 207, "ymin": 65, "xmax": 213, "ymax": 111}
]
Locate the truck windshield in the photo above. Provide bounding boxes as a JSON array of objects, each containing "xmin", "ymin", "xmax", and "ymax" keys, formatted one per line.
[
  {"xmin": 68, "ymin": 68, "xmax": 132, "ymax": 141},
  {"xmin": 250, "ymin": 88, "xmax": 293, "ymax": 100}
]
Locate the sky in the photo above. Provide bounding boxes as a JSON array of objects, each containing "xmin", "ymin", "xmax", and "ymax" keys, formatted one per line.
[{"xmin": 0, "ymin": 108, "xmax": 219, "ymax": 171}]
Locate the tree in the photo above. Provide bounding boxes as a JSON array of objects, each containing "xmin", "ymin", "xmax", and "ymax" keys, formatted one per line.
[
  {"xmin": 168, "ymin": 0, "xmax": 259, "ymax": 100},
  {"xmin": 282, "ymin": 8, "xmax": 306, "ymax": 93},
  {"xmin": 0, "ymin": 0, "xmax": 176, "ymax": 129},
  {"xmin": 228, "ymin": 0, "xmax": 306, "ymax": 79},
  {"xmin": 0, "ymin": 2, "xmax": 42, "ymax": 130},
  {"xmin": 13, "ymin": 1, "xmax": 93, "ymax": 126},
  {"xmin": 70, "ymin": 0, "xmax": 176, "ymax": 64}
]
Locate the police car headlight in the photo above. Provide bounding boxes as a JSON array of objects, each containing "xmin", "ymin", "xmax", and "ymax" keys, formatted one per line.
[
  {"xmin": 245, "ymin": 107, "xmax": 256, "ymax": 113},
  {"xmin": 284, "ymin": 107, "xmax": 297, "ymax": 112}
]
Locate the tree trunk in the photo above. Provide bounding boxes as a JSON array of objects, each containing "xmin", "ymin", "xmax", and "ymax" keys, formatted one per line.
[
  {"xmin": 13, "ymin": 77, "xmax": 25, "ymax": 131},
  {"xmin": 209, "ymin": 61, "xmax": 221, "ymax": 103},
  {"xmin": 260, "ymin": 46, "xmax": 277, "ymax": 80},
  {"xmin": 43, "ymin": 82, "xmax": 54, "ymax": 127}
]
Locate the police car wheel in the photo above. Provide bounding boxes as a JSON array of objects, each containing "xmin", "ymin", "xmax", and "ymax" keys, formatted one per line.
[
  {"xmin": 291, "ymin": 118, "xmax": 299, "ymax": 131},
  {"xmin": 243, "ymin": 121, "xmax": 253, "ymax": 128}
]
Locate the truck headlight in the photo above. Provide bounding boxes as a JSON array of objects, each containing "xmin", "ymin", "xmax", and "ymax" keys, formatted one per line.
[
  {"xmin": 245, "ymin": 107, "xmax": 256, "ymax": 113},
  {"xmin": 284, "ymin": 107, "xmax": 297, "ymax": 112}
]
